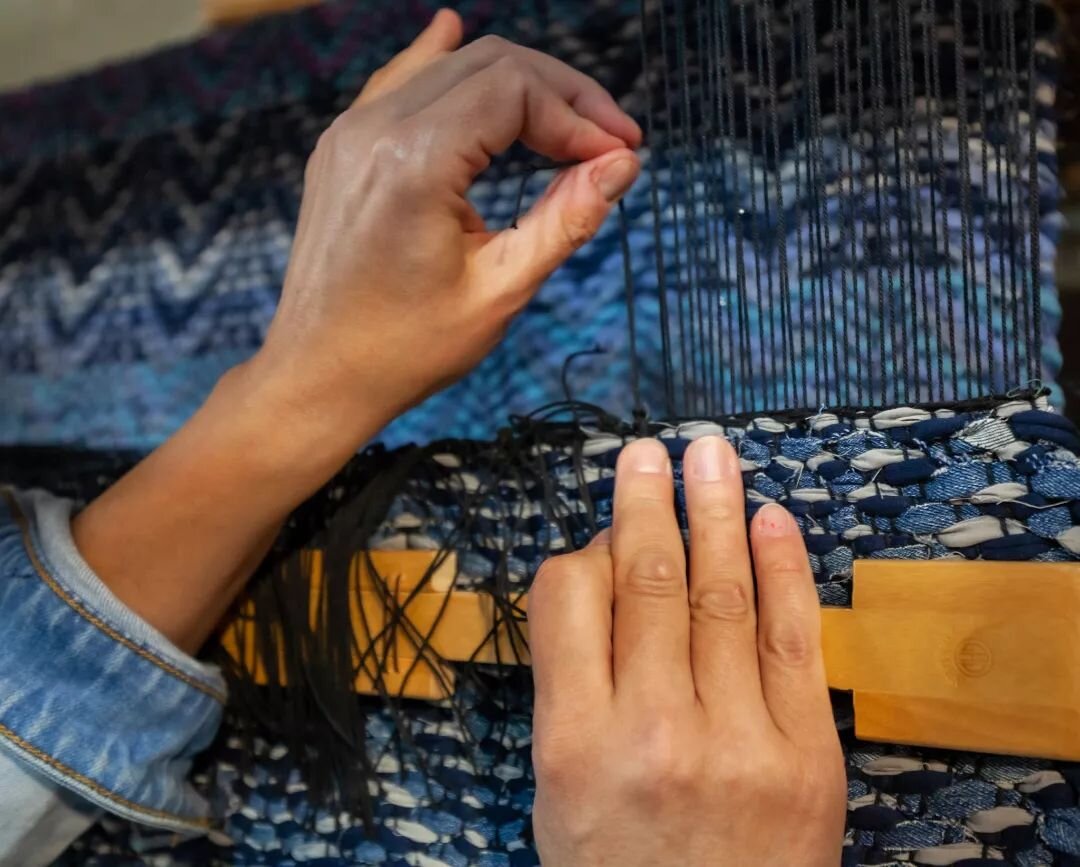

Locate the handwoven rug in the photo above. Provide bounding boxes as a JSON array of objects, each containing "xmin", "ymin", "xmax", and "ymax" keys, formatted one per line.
[{"xmin": 1, "ymin": 392, "xmax": 1075, "ymax": 865}]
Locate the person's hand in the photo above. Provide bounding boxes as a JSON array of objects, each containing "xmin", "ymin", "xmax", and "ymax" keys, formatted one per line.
[
  {"xmin": 251, "ymin": 8, "xmax": 642, "ymax": 452},
  {"xmin": 528, "ymin": 436, "xmax": 846, "ymax": 866},
  {"xmin": 73, "ymin": 13, "xmax": 639, "ymax": 652}
]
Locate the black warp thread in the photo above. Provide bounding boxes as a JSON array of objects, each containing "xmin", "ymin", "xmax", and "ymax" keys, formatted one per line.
[{"xmin": 0, "ymin": 386, "xmax": 1050, "ymax": 825}]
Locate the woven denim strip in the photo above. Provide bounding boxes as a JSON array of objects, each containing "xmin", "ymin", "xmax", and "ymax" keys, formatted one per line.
[
  {"xmin": 362, "ymin": 395, "xmax": 1080, "ymax": 610},
  {"xmin": 33, "ymin": 395, "xmax": 1080, "ymax": 865}
]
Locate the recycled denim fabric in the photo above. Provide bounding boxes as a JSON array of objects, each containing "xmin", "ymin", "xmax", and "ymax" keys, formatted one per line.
[
  {"xmin": 14, "ymin": 395, "xmax": 1079, "ymax": 866},
  {"xmin": 0, "ymin": 750, "xmax": 100, "ymax": 867},
  {"xmin": 0, "ymin": 488, "xmax": 226, "ymax": 864}
]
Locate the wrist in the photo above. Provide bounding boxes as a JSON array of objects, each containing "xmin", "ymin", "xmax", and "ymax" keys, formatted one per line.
[
  {"xmin": 69, "ymin": 354, "xmax": 389, "ymax": 652},
  {"xmin": 214, "ymin": 349, "xmax": 392, "ymax": 487}
]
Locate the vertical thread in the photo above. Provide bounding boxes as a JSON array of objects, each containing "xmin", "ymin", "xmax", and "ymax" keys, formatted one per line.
[
  {"xmin": 764, "ymin": 0, "xmax": 794, "ymax": 408},
  {"xmin": 618, "ymin": 200, "xmax": 646, "ymax": 421},
  {"xmin": 977, "ymin": 0, "xmax": 996, "ymax": 392},
  {"xmin": 1026, "ymin": 0, "xmax": 1042, "ymax": 384},
  {"xmin": 673, "ymin": 0, "xmax": 704, "ymax": 415},
  {"xmin": 954, "ymin": 0, "xmax": 980, "ymax": 395},
  {"xmin": 638, "ymin": 0, "xmax": 676, "ymax": 416}
]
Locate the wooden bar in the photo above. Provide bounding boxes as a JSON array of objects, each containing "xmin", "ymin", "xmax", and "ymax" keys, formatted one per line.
[
  {"xmin": 203, "ymin": 0, "xmax": 321, "ymax": 27},
  {"xmin": 220, "ymin": 554, "xmax": 1080, "ymax": 758}
]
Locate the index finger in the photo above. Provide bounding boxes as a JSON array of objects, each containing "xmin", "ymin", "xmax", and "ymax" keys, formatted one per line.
[
  {"xmin": 385, "ymin": 35, "xmax": 640, "ymax": 150},
  {"xmin": 353, "ymin": 8, "xmax": 464, "ymax": 107},
  {"xmin": 511, "ymin": 44, "xmax": 642, "ymax": 147},
  {"xmin": 415, "ymin": 57, "xmax": 626, "ymax": 185}
]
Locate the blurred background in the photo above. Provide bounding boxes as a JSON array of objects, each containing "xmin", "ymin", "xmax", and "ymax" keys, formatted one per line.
[{"xmin": 0, "ymin": 1, "xmax": 322, "ymax": 90}]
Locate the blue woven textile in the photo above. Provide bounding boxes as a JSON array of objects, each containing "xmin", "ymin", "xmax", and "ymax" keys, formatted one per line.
[
  {"xmin": 40, "ymin": 394, "xmax": 1080, "ymax": 865},
  {"xmin": 53, "ymin": 711, "xmax": 1080, "ymax": 866},
  {"xmin": 0, "ymin": 1, "xmax": 1075, "ymax": 863},
  {"xmin": 0, "ymin": 0, "xmax": 1067, "ymax": 450}
]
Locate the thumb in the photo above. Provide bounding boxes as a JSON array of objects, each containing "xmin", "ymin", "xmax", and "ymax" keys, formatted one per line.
[{"xmin": 474, "ymin": 149, "xmax": 640, "ymax": 300}]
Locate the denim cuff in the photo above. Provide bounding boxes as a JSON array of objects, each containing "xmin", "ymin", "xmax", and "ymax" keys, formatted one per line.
[{"xmin": 0, "ymin": 488, "xmax": 225, "ymax": 833}]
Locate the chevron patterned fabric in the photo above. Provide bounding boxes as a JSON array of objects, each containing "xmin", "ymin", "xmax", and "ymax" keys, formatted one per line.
[
  {"xmin": 0, "ymin": 0, "xmax": 671, "ymax": 451},
  {"xmin": 0, "ymin": 0, "xmax": 1067, "ymax": 450}
]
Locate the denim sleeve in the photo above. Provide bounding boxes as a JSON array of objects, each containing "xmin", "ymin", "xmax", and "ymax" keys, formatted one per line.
[{"xmin": 0, "ymin": 486, "xmax": 226, "ymax": 860}]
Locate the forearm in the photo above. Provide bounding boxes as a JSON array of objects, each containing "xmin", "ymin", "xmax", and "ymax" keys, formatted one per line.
[{"xmin": 71, "ymin": 355, "xmax": 384, "ymax": 654}]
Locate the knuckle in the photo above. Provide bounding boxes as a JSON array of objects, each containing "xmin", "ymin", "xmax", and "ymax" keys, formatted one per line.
[
  {"xmin": 312, "ymin": 114, "xmax": 357, "ymax": 162},
  {"xmin": 630, "ymin": 716, "xmax": 696, "ymax": 794},
  {"xmin": 715, "ymin": 751, "xmax": 784, "ymax": 800},
  {"xmin": 530, "ymin": 552, "xmax": 594, "ymax": 609},
  {"xmin": 306, "ymin": 123, "xmax": 343, "ymax": 180},
  {"xmin": 533, "ymin": 552, "xmax": 584, "ymax": 589},
  {"xmin": 693, "ymin": 497, "xmax": 743, "ymax": 526},
  {"xmin": 473, "ymin": 33, "xmax": 511, "ymax": 59},
  {"xmin": 761, "ymin": 621, "xmax": 813, "ymax": 666},
  {"xmin": 532, "ymin": 733, "xmax": 585, "ymax": 790},
  {"xmin": 560, "ymin": 208, "xmax": 598, "ymax": 251},
  {"xmin": 491, "ymin": 53, "xmax": 531, "ymax": 92},
  {"xmin": 761, "ymin": 561, "xmax": 810, "ymax": 585},
  {"xmin": 470, "ymin": 34, "xmax": 516, "ymax": 66},
  {"xmin": 690, "ymin": 582, "xmax": 750, "ymax": 623},
  {"xmin": 622, "ymin": 546, "xmax": 684, "ymax": 598},
  {"xmin": 531, "ymin": 558, "xmax": 565, "ymax": 599},
  {"xmin": 312, "ymin": 125, "xmax": 337, "ymax": 160}
]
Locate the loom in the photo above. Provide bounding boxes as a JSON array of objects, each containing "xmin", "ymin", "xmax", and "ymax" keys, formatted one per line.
[{"xmin": 4, "ymin": 0, "xmax": 1080, "ymax": 864}]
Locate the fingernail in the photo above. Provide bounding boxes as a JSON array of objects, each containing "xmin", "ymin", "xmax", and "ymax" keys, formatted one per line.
[
  {"xmin": 595, "ymin": 157, "xmax": 638, "ymax": 203},
  {"xmin": 756, "ymin": 503, "xmax": 795, "ymax": 537},
  {"xmin": 625, "ymin": 438, "xmax": 669, "ymax": 474},
  {"xmin": 686, "ymin": 435, "xmax": 736, "ymax": 482}
]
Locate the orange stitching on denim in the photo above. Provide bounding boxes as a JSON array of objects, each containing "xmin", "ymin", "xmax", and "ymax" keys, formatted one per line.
[
  {"xmin": 1, "ymin": 489, "xmax": 226, "ymax": 704},
  {"xmin": 0, "ymin": 721, "xmax": 210, "ymax": 827}
]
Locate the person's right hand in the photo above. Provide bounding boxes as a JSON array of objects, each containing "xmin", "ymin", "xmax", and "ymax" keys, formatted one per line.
[{"xmin": 528, "ymin": 436, "xmax": 847, "ymax": 866}]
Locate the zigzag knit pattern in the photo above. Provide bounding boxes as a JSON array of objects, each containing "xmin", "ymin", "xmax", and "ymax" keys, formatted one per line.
[{"xmin": 0, "ymin": 0, "xmax": 1067, "ymax": 449}]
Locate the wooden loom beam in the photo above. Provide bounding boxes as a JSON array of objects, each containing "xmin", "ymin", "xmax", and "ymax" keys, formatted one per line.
[
  {"xmin": 202, "ymin": 0, "xmax": 321, "ymax": 27},
  {"xmin": 219, "ymin": 552, "xmax": 1080, "ymax": 759}
]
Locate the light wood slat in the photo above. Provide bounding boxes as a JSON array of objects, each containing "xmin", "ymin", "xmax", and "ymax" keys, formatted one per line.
[
  {"xmin": 220, "ymin": 554, "xmax": 1080, "ymax": 758},
  {"xmin": 203, "ymin": 0, "xmax": 321, "ymax": 27}
]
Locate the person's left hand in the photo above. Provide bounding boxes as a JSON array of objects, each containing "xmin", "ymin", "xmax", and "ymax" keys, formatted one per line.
[
  {"xmin": 250, "ymin": 9, "xmax": 643, "ymax": 457},
  {"xmin": 73, "ymin": 11, "xmax": 641, "ymax": 653}
]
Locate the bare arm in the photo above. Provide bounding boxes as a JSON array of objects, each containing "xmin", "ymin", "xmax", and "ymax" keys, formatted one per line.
[{"xmin": 71, "ymin": 9, "xmax": 642, "ymax": 654}]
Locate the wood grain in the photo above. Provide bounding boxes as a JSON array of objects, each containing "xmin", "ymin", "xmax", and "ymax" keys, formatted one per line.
[{"xmin": 220, "ymin": 554, "xmax": 1080, "ymax": 757}]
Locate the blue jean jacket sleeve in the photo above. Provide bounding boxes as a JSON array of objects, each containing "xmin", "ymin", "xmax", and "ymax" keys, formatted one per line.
[{"xmin": 0, "ymin": 487, "xmax": 226, "ymax": 862}]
